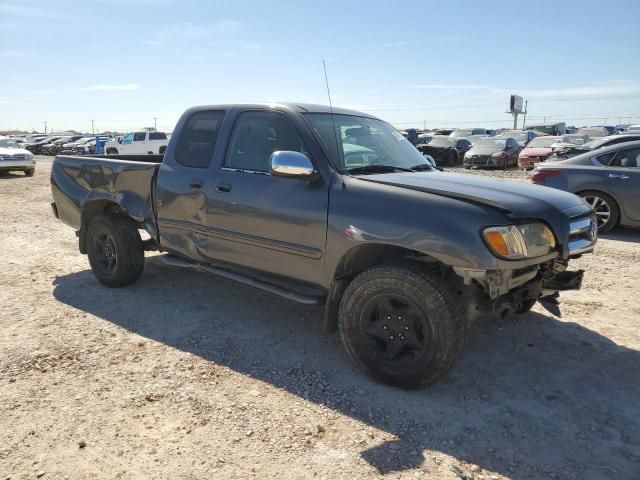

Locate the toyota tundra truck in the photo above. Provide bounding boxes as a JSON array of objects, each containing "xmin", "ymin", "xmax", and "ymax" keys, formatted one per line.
[{"xmin": 50, "ymin": 103, "xmax": 597, "ymax": 389}]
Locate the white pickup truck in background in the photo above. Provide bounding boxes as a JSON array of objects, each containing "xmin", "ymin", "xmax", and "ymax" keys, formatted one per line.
[{"xmin": 104, "ymin": 131, "xmax": 169, "ymax": 155}]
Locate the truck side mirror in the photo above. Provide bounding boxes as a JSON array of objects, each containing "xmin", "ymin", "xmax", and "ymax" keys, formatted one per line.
[{"xmin": 270, "ymin": 151, "xmax": 316, "ymax": 180}]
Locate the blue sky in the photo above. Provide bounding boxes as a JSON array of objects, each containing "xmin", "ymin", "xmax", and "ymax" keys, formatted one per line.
[{"xmin": 1, "ymin": 0, "xmax": 640, "ymax": 133}]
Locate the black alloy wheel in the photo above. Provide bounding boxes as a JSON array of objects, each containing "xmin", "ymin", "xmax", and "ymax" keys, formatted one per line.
[{"xmin": 360, "ymin": 293, "xmax": 433, "ymax": 367}]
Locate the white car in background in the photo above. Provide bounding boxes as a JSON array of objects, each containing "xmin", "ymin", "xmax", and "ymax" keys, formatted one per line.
[
  {"xmin": 0, "ymin": 136, "xmax": 36, "ymax": 176},
  {"xmin": 104, "ymin": 130, "xmax": 168, "ymax": 155}
]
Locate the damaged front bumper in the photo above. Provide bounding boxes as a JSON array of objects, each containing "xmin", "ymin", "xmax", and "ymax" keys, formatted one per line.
[
  {"xmin": 453, "ymin": 214, "xmax": 596, "ymax": 320},
  {"xmin": 454, "ymin": 260, "xmax": 585, "ymax": 321}
]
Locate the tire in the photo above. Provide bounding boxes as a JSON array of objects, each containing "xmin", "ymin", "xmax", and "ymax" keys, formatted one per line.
[
  {"xmin": 159, "ymin": 146, "xmax": 167, "ymax": 155},
  {"xmin": 25, "ymin": 168, "xmax": 35, "ymax": 177},
  {"xmin": 578, "ymin": 190, "xmax": 619, "ymax": 233},
  {"xmin": 87, "ymin": 214, "xmax": 144, "ymax": 287},
  {"xmin": 338, "ymin": 263, "xmax": 465, "ymax": 389},
  {"xmin": 106, "ymin": 148, "xmax": 118, "ymax": 155},
  {"xmin": 449, "ymin": 151, "xmax": 457, "ymax": 166}
]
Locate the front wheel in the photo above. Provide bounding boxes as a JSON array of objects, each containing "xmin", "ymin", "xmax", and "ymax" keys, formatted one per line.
[
  {"xmin": 338, "ymin": 264, "xmax": 465, "ymax": 389},
  {"xmin": 25, "ymin": 168, "xmax": 35, "ymax": 177},
  {"xmin": 449, "ymin": 151, "xmax": 457, "ymax": 166},
  {"xmin": 87, "ymin": 214, "xmax": 144, "ymax": 287},
  {"xmin": 578, "ymin": 190, "xmax": 619, "ymax": 233},
  {"xmin": 106, "ymin": 148, "xmax": 119, "ymax": 155}
]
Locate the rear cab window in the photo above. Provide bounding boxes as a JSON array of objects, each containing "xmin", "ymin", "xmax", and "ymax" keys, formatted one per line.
[{"xmin": 175, "ymin": 110, "xmax": 226, "ymax": 168}]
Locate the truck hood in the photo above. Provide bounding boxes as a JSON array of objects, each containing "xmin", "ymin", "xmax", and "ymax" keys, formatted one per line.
[{"xmin": 355, "ymin": 171, "xmax": 590, "ymax": 219}]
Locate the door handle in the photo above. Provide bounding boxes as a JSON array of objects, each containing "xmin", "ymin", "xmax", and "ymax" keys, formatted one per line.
[
  {"xmin": 216, "ymin": 183, "xmax": 232, "ymax": 193},
  {"xmin": 608, "ymin": 173, "xmax": 630, "ymax": 179},
  {"xmin": 189, "ymin": 180, "xmax": 203, "ymax": 189}
]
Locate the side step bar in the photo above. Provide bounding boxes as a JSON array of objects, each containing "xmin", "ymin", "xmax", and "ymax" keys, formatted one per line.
[{"xmin": 160, "ymin": 255, "xmax": 326, "ymax": 306}]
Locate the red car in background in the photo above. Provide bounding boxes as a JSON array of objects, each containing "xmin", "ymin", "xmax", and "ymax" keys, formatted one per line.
[{"xmin": 518, "ymin": 136, "xmax": 568, "ymax": 170}]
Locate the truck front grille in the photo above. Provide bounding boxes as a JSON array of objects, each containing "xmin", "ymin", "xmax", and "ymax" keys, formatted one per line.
[{"xmin": 568, "ymin": 216, "xmax": 597, "ymax": 255}]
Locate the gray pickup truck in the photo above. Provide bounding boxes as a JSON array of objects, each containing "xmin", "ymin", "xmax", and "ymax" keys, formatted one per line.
[{"xmin": 51, "ymin": 103, "xmax": 597, "ymax": 388}]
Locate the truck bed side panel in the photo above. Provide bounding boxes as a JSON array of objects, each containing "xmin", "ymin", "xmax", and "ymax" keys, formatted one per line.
[{"xmin": 51, "ymin": 155, "xmax": 160, "ymax": 239}]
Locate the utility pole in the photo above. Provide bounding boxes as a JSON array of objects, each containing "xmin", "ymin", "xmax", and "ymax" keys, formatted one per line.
[
  {"xmin": 522, "ymin": 100, "xmax": 528, "ymax": 129},
  {"xmin": 153, "ymin": 117, "xmax": 157, "ymax": 130},
  {"xmin": 91, "ymin": 120, "xmax": 95, "ymax": 134},
  {"xmin": 43, "ymin": 121, "xmax": 47, "ymax": 134},
  {"xmin": 543, "ymin": 116, "xmax": 546, "ymax": 124}
]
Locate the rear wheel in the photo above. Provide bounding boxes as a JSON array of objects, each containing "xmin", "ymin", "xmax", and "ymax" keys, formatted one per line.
[
  {"xmin": 338, "ymin": 264, "xmax": 465, "ymax": 389},
  {"xmin": 87, "ymin": 214, "xmax": 144, "ymax": 287},
  {"xmin": 578, "ymin": 190, "xmax": 619, "ymax": 233}
]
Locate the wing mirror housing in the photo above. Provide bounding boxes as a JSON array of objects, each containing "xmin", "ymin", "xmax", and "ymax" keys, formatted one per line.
[{"xmin": 270, "ymin": 151, "xmax": 317, "ymax": 180}]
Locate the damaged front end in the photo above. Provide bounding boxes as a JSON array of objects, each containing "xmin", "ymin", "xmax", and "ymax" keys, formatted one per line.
[
  {"xmin": 454, "ymin": 259, "xmax": 585, "ymax": 321},
  {"xmin": 453, "ymin": 214, "xmax": 596, "ymax": 321}
]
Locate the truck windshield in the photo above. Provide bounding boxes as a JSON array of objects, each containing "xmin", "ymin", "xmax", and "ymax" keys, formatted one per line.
[{"xmin": 304, "ymin": 113, "xmax": 430, "ymax": 172}]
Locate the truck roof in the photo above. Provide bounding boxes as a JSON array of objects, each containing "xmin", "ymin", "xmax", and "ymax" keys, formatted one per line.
[{"xmin": 183, "ymin": 103, "xmax": 378, "ymax": 119}]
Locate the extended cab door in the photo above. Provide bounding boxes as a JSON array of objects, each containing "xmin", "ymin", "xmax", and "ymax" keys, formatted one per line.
[
  {"xmin": 205, "ymin": 109, "xmax": 329, "ymax": 286},
  {"xmin": 155, "ymin": 110, "xmax": 227, "ymax": 261}
]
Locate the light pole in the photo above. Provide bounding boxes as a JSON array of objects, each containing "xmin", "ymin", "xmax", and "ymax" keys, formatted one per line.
[{"xmin": 153, "ymin": 117, "xmax": 157, "ymax": 130}]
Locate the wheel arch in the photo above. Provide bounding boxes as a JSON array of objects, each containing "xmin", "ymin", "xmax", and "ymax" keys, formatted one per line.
[
  {"xmin": 79, "ymin": 199, "xmax": 142, "ymax": 254},
  {"xmin": 323, "ymin": 243, "xmax": 446, "ymax": 333}
]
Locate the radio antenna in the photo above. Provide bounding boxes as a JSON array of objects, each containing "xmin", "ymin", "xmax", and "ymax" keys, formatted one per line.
[{"xmin": 322, "ymin": 59, "xmax": 342, "ymax": 166}]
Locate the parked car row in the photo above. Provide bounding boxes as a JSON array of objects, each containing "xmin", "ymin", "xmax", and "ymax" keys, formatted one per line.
[
  {"xmin": 14, "ymin": 134, "xmax": 114, "ymax": 156},
  {"xmin": 8, "ymin": 129, "xmax": 169, "ymax": 157}
]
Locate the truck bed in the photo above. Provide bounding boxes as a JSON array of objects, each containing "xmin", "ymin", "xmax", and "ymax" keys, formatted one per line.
[{"xmin": 51, "ymin": 154, "xmax": 161, "ymax": 238}]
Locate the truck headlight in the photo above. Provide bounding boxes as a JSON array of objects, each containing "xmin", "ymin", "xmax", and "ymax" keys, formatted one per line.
[{"xmin": 482, "ymin": 223, "xmax": 556, "ymax": 259}]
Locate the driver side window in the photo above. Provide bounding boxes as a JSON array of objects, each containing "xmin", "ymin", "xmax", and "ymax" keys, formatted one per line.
[{"xmin": 225, "ymin": 111, "xmax": 308, "ymax": 173}]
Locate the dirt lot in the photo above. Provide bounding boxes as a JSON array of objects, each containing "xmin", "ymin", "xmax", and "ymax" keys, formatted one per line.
[{"xmin": 1, "ymin": 157, "xmax": 639, "ymax": 480}]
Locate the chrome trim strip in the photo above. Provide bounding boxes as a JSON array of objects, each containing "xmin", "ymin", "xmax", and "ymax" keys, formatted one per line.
[
  {"xmin": 569, "ymin": 217, "xmax": 592, "ymax": 234},
  {"xmin": 568, "ymin": 239, "xmax": 595, "ymax": 255}
]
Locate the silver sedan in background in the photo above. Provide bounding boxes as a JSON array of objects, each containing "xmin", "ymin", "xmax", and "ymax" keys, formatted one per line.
[{"xmin": 531, "ymin": 140, "xmax": 640, "ymax": 232}]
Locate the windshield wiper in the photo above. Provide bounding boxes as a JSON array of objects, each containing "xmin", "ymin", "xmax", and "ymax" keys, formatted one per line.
[
  {"xmin": 408, "ymin": 163, "xmax": 433, "ymax": 171},
  {"xmin": 345, "ymin": 165, "xmax": 414, "ymax": 174}
]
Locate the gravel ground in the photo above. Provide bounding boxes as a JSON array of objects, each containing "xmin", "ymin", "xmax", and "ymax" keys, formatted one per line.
[{"xmin": 1, "ymin": 157, "xmax": 639, "ymax": 480}]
